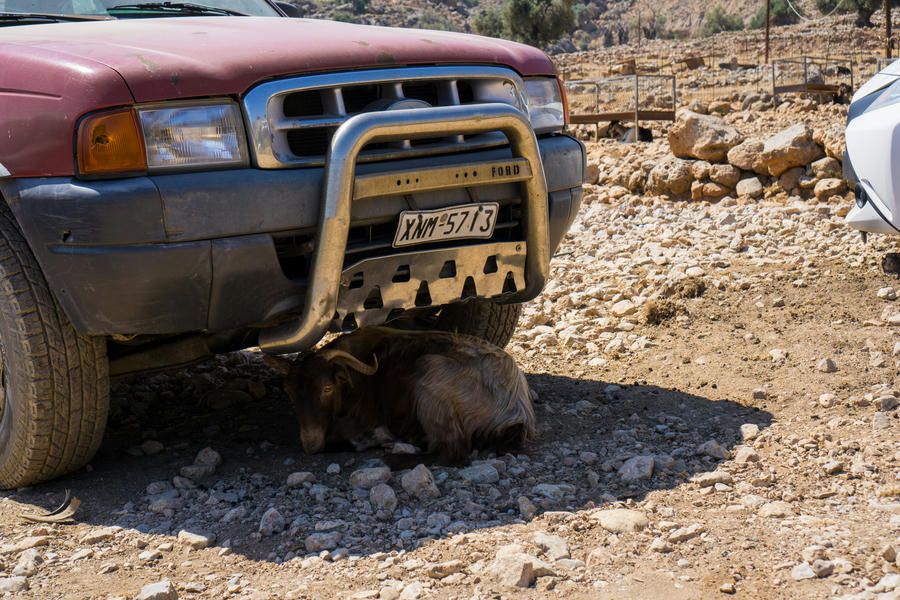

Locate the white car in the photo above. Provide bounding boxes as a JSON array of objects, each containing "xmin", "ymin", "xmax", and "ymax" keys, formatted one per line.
[{"xmin": 845, "ymin": 60, "xmax": 900, "ymax": 235}]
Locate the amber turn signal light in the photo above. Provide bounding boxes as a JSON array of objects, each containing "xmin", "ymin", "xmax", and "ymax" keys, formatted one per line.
[{"xmin": 77, "ymin": 109, "xmax": 147, "ymax": 175}]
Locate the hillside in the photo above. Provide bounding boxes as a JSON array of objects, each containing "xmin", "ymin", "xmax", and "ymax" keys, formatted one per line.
[{"xmin": 283, "ymin": 0, "xmax": 891, "ymax": 53}]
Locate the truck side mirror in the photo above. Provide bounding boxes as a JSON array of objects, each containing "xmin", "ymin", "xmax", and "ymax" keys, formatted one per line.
[{"xmin": 275, "ymin": 1, "xmax": 302, "ymax": 17}]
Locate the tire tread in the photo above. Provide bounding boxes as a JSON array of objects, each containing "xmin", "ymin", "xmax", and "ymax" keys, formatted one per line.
[{"xmin": 0, "ymin": 203, "xmax": 108, "ymax": 488}]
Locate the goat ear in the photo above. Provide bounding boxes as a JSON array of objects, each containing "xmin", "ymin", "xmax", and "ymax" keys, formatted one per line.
[{"xmin": 262, "ymin": 354, "xmax": 292, "ymax": 375}]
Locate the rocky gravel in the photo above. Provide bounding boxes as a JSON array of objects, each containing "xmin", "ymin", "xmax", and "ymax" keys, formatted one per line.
[{"xmin": 2, "ymin": 91, "xmax": 900, "ymax": 600}]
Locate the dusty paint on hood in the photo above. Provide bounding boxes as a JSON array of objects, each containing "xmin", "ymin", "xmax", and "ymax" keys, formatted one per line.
[{"xmin": 3, "ymin": 17, "xmax": 557, "ymax": 102}]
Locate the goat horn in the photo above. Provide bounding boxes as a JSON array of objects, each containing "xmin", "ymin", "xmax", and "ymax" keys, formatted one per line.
[{"xmin": 320, "ymin": 349, "xmax": 378, "ymax": 375}]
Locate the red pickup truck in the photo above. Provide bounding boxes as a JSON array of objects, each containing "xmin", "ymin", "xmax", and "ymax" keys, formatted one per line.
[{"xmin": 0, "ymin": 0, "xmax": 584, "ymax": 487}]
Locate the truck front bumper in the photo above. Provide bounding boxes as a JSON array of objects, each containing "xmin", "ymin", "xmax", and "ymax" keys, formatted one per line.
[{"xmin": 2, "ymin": 110, "xmax": 583, "ymax": 344}]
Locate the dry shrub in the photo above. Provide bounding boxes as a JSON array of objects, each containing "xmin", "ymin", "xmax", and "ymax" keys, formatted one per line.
[
  {"xmin": 674, "ymin": 277, "xmax": 706, "ymax": 299},
  {"xmin": 642, "ymin": 299, "xmax": 685, "ymax": 325}
]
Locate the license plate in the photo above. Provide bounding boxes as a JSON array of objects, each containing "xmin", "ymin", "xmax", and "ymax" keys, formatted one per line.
[{"xmin": 392, "ymin": 202, "xmax": 499, "ymax": 248}]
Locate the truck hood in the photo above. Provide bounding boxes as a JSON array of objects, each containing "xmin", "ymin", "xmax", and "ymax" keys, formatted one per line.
[{"xmin": 2, "ymin": 17, "xmax": 556, "ymax": 102}]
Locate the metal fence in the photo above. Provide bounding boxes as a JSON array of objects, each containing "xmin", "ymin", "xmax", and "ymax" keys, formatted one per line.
[
  {"xmin": 565, "ymin": 74, "xmax": 677, "ymax": 116},
  {"xmin": 562, "ymin": 50, "xmax": 878, "ymax": 112},
  {"xmin": 771, "ymin": 56, "xmax": 854, "ymax": 101},
  {"xmin": 565, "ymin": 74, "xmax": 677, "ymax": 139}
]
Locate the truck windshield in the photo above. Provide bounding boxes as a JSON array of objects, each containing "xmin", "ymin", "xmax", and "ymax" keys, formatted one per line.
[{"xmin": 0, "ymin": 0, "xmax": 280, "ymax": 17}]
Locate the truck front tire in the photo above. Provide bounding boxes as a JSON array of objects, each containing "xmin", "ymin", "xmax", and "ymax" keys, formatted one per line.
[
  {"xmin": 434, "ymin": 300, "xmax": 522, "ymax": 348},
  {"xmin": 0, "ymin": 205, "xmax": 109, "ymax": 489}
]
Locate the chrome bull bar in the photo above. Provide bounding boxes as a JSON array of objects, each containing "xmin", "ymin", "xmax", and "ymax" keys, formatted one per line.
[{"xmin": 258, "ymin": 103, "xmax": 549, "ymax": 354}]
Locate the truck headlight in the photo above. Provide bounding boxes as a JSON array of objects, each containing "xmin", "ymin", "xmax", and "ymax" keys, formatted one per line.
[
  {"xmin": 139, "ymin": 102, "xmax": 248, "ymax": 170},
  {"xmin": 77, "ymin": 100, "xmax": 248, "ymax": 176},
  {"xmin": 523, "ymin": 77, "xmax": 568, "ymax": 133}
]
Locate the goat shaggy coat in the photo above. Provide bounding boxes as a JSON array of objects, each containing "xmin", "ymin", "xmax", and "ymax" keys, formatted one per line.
[{"xmin": 269, "ymin": 327, "xmax": 536, "ymax": 460}]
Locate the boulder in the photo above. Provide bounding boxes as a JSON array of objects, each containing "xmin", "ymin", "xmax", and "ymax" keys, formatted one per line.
[
  {"xmin": 760, "ymin": 123, "xmax": 824, "ymax": 176},
  {"xmin": 708, "ymin": 100, "xmax": 732, "ymax": 115},
  {"xmin": 727, "ymin": 139, "xmax": 767, "ymax": 175},
  {"xmin": 585, "ymin": 161, "xmax": 600, "ymax": 185},
  {"xmin": 487, "ymin": 545, "xmax": 554, "ymax": 587},
  {"xmin": 646, "ymin": 156, "xmax": 693, "ymax": 196},
  {"xmin": 709, "ymin": 164, "xmax": 741, "ymax": 188},
  {"xmin": 589, "ymin": 508, "xmax": 649, "ymax": 533},
  {"xmin": 401, "ymin": 464, "xmax": 440, "ymax": 499},
  {"xmin": 690, "ymin": 160, "xmax": 711, "ymax": 180},
  {"xmin": 686, "ymin": 99, "xmax": 708, "ymax": 114},
  {"xmin": 814, "ymin": 178, "xmax": 847, "ymax": 201},
  {"xmin": 668, "ymin": 110, "xmax": 743, "ymax": 162},
  {"xmin": 813, "ymin": 126, "xmax": 846, "ymax": 160},
  {"xmin": 778, "ymin": 167, "xmax": 804, "ymax": 193},
  {"xmin": 736, "ymin": 177, "xmax": 763, "ymax": 198},
  {"xmin": 703, "ymin": 182, "xmax": 730, "ymax": 198},
  {"xmin": 691, "ymin": 180, "xmax": 704, "ymax": 200},
  {"xmin": 810, "ymin": 156, "xmax": 841, "ymax": 178}
]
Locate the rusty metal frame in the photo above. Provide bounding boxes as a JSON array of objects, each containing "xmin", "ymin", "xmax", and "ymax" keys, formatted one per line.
[{"xmin": 258, "ymin": 103, "xmax": 549, "ymax": 354}]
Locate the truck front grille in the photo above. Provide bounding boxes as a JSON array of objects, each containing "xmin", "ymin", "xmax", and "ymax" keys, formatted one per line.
[{"xmin": 242, "ymin": 66, "xmax": 529, "ymax": 168}]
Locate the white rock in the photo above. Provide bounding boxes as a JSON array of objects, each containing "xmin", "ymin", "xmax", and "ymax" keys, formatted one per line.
[
  {"xmin": 81, "ymin": 527, "xmax": 119, "ymax": 545},
  {"xmin": 179, "ymin": 464, "xmax": 214, "ymax": 481},
  {"xmin": 0, "ymin": 577, "xmax": 28, "ymax": 594},
  {"xmin": 349, "ymin": 466, "xmax": 391, "ymax": 489},
  {"xmin": 610, "ymin": 300, "xmax": 636, "ymax": 317},
  {"xmin": 589, "ymin": 509, "xmax": 649, "ymax": 533},
  {"xmin": 801, "ymin": 545, "xmax": 827, "ymax": 563},
  {"xmin": 135, "ymin": 580, "xmax": 177, "ymax": 600},
  {"xmin": 741, "ymin": 494, "xmax": 767, "ymax": 509},
  {"xmin": 736, "ymin": 177, "xmax": 763, "ymax": 198},
  {"xmin": 877, "ymin": 286, "xmax": 897, "ymax": 300},
  {"xmin": 487, "ymin": 545, "xmax": 555, "ymax": 588},
  {"xmin": 818, "ymin": 393, "xmax": 836, "ymax": 408},
  {"xmin": 401, "ymin": 464, "xmax": 440, "ymax": 499},
  {"xmin": 823, "ymin": 460, "xmax": 845, "ymax": 475},
  {"xmin": 138, "ymin": 549, "xmax": 162, "ymax": 562},
  {"xmin": 424, "ymin": 559, "xmax": 464, "ymax": 579},
  {"xmin": 459, "ymin": 463, "xmax": 499, "ymax": 484},
  {"xmin": 692, "ymin": 470, "xmax": 732, "ymax": 487},
  {"xmin": 533, "ymin": 532, "xmax": 570, "ymax": 561},
  {"xmin": 816, "ymin": 358, "xmax": 837, "ymax": 373},
  {"xmin": 286, "ymin": 472, "xmax": 315, "ymax": 487},
  {"xmin": 305, "ymin": 531, "xmax": 341, "ymax": 553},
  {"xmin": 618, "ymin": 455, "xmax": 654, "ymax": 482},
  {"xmin": 791, "ymin": 562, "xmax": 816, "ymax": 580},
  {"xmin": 532, "ymin": 483, "xmax": 574, "ymax": 499},
  {"xmin": 12, "ymin": 549, "xmax": 42, "ymax": 576},
  {"xmin": 733, "ymin": 445, "xmax": 759, "ymax": 463},
  {"xmin": 769, "ymin": 348, "xmax": 788, "ymax": 362},
  {"xmin": 177, "ymin": 530, "xmax": 215, "ymax": 549},
  {"xmin": 871, "ymin": 573, "xmax": 900, "ymax": 593},
  {"xmin": 667, "ymin": 524, "xmax": 705, "ymax": 543},
  {"xmin": 740, "ymin": 423, "xmax": 760, "ymax": 440},
  {"xmin": 759, "ymin": 501, "xmax": 792, "ymax": 518},
  {"xmin": 369, "ymin": 483, "xmax": 398, "ymax": 514},
  {"xmin": 873, "ymin": 411, "xmax": 892, "ymax": 430},
  {"xmin": 258, "ymin": 507, "xmax": 285, "ymax": 536},
  {"xmin": 193, "ymin": 447, "xmax": 222, "ymax": 468},
  {"xmin": 398, "ymin": 582, "xmax": 425, "ymax": 600}
]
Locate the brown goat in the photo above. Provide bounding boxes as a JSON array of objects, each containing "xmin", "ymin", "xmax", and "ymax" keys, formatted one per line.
[{"xmin": 264, "ymin": 327, "xmax": 536, "ymax": 462}]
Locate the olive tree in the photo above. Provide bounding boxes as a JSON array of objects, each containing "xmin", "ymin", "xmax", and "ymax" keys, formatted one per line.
[
  {"xmin": 473, "ymin": 0, "xmax": 576, "ymax": 47},
  {"xmin": 814, "ymin": 0, "xmax": 900, "ymax": 27}
]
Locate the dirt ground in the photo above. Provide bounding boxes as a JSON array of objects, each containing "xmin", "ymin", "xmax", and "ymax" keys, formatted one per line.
[{"xmin": 0, "ymin": 188, "xmax": 898, "ymax": 599}]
